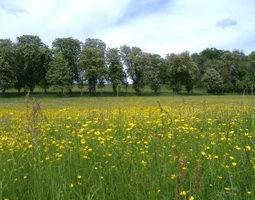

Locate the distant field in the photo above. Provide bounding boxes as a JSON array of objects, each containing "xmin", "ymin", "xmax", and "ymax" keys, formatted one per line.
[
  {"xmin": 2, "ymin": 84, "xmax": 244, "ymax": 99},
  {"xmin": 0, "ymin": 95, "xmax": 254, "ymax": 199}
]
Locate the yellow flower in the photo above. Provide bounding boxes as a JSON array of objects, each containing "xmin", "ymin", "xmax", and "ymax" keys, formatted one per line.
[
  {"xmin": 232, "ymin": 162, "xmax": 237, "ymax": 166},
  {"xmin": 158, "ymin": 189, "xmax": 160, "ymax": 193},
  {"xmin": 101, "ymin": 176, "xmax": 104, "ymax": 179},
  {"xmin": 171, "ymin": 174, "xmax": 176, "ymax": 179},
  {"xmin": 248, "ymin": 192, "xmax": 251, "ymax": 195},
  {"xmin": 189, "ymin": 196, "xmax": 194, "ymax": 200},
  {"xmin": 224, "ymin": 188, "xmax": 230, "ymax": 191},
  {"xmin": 180, "ymin": 191, "xmax": 186, "ymax": 195},
  {"xmin": 70, "ymin": 183, "xmax": 74, "ymax": 188},
  {"xmin": 77, "ymin": 175, "xmax": 81, "ymax": 179},
  {"xmin": 81, "ymin": 138, "xmax": 85, "ymax": 144},
  {"xmin": 23, "ymin": 176, "xmax": 27, "ymax": 179}
]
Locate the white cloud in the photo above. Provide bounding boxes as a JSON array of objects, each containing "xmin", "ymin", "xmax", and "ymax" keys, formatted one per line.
[
  {"xmin": 0, "ymin": 0, "xmax": 255, "ymax": 56},
  {"xmin": 216, "ymin": 18, "xmax": 237, "ymax": 29}
]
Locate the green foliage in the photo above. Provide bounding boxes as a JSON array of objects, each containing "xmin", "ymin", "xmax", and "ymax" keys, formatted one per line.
[
  {"xmin": 78, "ymin": 38, "xmax": 107, "ymax": 95},
  {"xmin": 224, "ymin": 81, "xmax": 233, "ymax": 93},
  {"xmin": 16, "ymin": 35, "xmax": 45, "ymax": 93},
  {"xmin": 0, "ymin": 39, "xmax": 17, "ymax": 96},
  {"xmin": 235, "ymin": 80, "xmax": 245, "ymax": 93},
  {"xmin": 0, "ymin": 57, "xmax": 16, "ymax": 96},
  {"xmin": 202, "ymin": 68, "xmax": 223, "ymax": 93},
  {"xmin": 38, "ymin": 46, "xmax": 53, "ymax": 92},
  {"xmin": 166, "ymin": 51, "xmax": 198, "ymax": 93},
  {"xmin": 52, "ymin": 38, "xmax": 82, "ymax": 83},
  {"xmin": 120, "ymin": 45, "xmax": 149, "ymax": 94},
  {"xmin": 147, "ymin": 54, "xmax": 162, "ymax": 93},
  {"xmin": 106, "ymin": 47, "xmax": 125, "ymax": 94},
  {"xmin": 46, "ymin": 53, "xmax": 73, "ymax": 95},
  {"xmin": 221, "ymin": 50, "xmax": 247, "ymax": 86}
]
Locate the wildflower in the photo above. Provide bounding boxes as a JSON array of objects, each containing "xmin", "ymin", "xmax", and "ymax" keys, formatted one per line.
[
  {"xmin": 70, "ymin": 183, "xmax": 74, "ymax": 188},
  {"xmin": 189, "ymin": 196, "xmax": 194, "ymax": 200},
  {"xmin": 158, "ymin": 189, "xmax": 160, "ymax": 193},
  {"xmin": 180, "ymin": 191, "xmax": 186, "ymax": 195},
  {"xmin": 80, "ymin": 138, "xmax": 85, "ymax": 144},
  {"xmin": 224, "ymin": 188, "xmax": 230, "ymax": 191},
  {"xmin": 141, "ymin": 160, "xmax": 146, "ymax": 165},
  {"xmin": 232, "ymin": 162, "xmax": 237, "ymax": 166},
  {"xmin": 23, "ymin": 176, "xmax": 27, "ymax": 179},
  {"xmin": 77, "ymin": 175, "xmax": 81, "ymax": 179},
  {"xmin": 248, "ymin": 192, "xmax": 251, "ymax": 195},
  {"xmin": 101, "ymin": 176, "xmax": 104, "ymax": 179},
  {"xmin": 171, "ymin": 174, "xmax": 176, "ymax": 179}
]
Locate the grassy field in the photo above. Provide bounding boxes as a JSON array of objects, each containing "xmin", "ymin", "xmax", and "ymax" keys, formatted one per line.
[
  {"xmin": 2, "ymin": 84, "xmax": 243, "ymax": 99},
  {"xmin": 0, "ymin": 95, "xmax": 254, "ymax": 199}
]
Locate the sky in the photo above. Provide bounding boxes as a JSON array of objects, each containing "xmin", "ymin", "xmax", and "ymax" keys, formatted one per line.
[{"xmin": 0, "ymin": 0, "xmax": 255, "ymax": 57}]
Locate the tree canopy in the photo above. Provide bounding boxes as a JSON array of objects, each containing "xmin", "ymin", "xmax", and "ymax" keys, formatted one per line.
[{"xmin": 1, "ymin": 34, "xmax": 255, "ymax": 96}]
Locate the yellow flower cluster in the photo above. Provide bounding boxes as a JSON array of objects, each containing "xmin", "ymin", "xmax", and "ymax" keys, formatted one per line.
[{"xmin": 0, "ymin": 96, "xmax": 254, "ymax": 199}]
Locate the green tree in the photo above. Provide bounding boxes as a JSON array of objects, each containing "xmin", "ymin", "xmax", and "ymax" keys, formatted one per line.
[
  {"xmin": 78, "ymin": 38, "xmax": 106, "ymax": 95},
  {"xmin": 0, "ymin": 58, "xmax": 16, "ymax": 97},
  {"xmin": 106, "ymin": 47, "xmax": 125, "ymax": 95},
  {"xmin": 247, "ymin": 51, "xmax": 255, "ymax": 79},
  {"xmin": 235, "ymin": 80, "xmax": 245, "ymax": 93},
  {"xmin": 224, "ymin": 81, "xmax": 234, "ymax": 93},
  {"xmin": 46, "ymin": 53, "xmax": 73, "ymax": 96},
  {"xmin": 202, "ymin": 68, "xmax": 223, "ymax": 93},
  {"xmin": 38, "ymin": 46, "xmax": 53, "ymax": 95},
  {"xmin": 0, "ymin": 39, "xmax": 17, "ymax": 96},
  {"xmin": 52, "ymin": 38, "xmax": 82, "ymax": 93},
  {"xmin": 221, "ymin": 50, "xmax": 247, "ymax": 89},
  {"xmin": 120, "ymin": 45, "xmax": 148, "ymax": 94},
  {"xmin": 146, "ymin": 53, "xmax": 162, "ymax": 93},
  {"xmin": 16, "ymin": 35, "xmax": 45, "ymax": 94},
  {"xmin": 166, "ymin": 51, "xmax": 198, "ymax": 94}
]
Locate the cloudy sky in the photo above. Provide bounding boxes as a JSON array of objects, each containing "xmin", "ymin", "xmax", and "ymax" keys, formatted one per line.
[{"xmin": 0, "ymin": 0, "xmax": 254, "ymax": 57}]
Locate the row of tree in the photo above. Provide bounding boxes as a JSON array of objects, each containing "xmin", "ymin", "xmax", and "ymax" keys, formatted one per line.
[{"xmin": 1, "ymin": 35, "xmax": 255, "ymax": 97}]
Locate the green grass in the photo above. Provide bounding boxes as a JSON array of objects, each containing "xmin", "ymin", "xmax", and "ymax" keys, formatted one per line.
[
  {"xmin": 1, "ymin": 84, "xmax": 244, "ymax": 99},
  {"xmin": 0, "ymin": 96, "xmax": 254, "ymax": 199}
]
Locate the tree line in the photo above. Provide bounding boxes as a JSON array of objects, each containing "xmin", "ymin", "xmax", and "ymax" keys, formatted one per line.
[{"xmin": 0, "ymin": 35, "xmax": 255, "ymax": 97}]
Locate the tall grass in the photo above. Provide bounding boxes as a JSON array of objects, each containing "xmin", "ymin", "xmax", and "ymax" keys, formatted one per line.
[{"xmin": 0, "ymin": 95, "xmax": 254, "ymax": 199}]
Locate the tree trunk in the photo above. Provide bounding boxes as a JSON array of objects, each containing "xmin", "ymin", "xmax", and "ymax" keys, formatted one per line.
[
  {"xmin": 89, "ymin": 82, "xmax": 91, "ymax": 96},
  {"xmin": 168, "ymin": 89, "xmax": 170, "ymax": 95},
  {"xmin": 30, "ymin": 89, "xmax": 33, "ymax": 95},
  {"xmin": 62, "ymin": 88, "xmax": 64, "ymax": 96},
  {"xmin": 44, "ymin": 88, "xmax": 47, "ymax": 94},
  {"xmin": 80, "ymin": 89, "xmax": 83, "ymax": 96},
  {"xmin": 2, "ymin": 89, "xmax": 6, "ymax": 97},
  {"xmin": 41, "ymin": 89, "xmax": 44, "ymax": 97},
  {"xmin": 100, "ymin": 89, "xmax": 103, "ymax": 96},
  {"xmin": 69, "ymin": 89, "xmax": 72, "ymax": 94},
  {"xmin": 18, "ymin": 89, "xmax": 20, "ymax": 94}
]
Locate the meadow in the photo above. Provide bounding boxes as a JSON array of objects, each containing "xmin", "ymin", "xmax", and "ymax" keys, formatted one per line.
[{"xmin": 0, "ymin": 95, "xmax": 254, "ymax": 199}]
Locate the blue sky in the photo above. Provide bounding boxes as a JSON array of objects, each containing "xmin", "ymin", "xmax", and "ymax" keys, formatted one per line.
[{"xmin": 0, "ymin": 0, "xmax": 254, "ymax": 57}]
